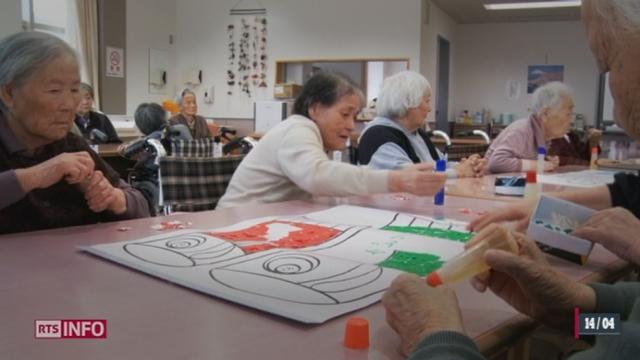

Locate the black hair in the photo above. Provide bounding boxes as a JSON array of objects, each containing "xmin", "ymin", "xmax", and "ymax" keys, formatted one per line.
[
  {"xmin": 134, "ymin": 102, "xmax": 167, "ymax": 135},
  {"xmin": 293, "ymin": 72, "xmax": 363, "ymax": 118}
]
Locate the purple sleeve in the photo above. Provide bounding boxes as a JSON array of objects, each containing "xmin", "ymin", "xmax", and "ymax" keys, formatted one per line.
[
  {"xmin": 114, "ymin": 179, "xmax": 151, "ymax": 219},
  {"xmin": 488, "ymin": 150, "xmax": 523, "ymax": 173},
  {"xmin": 0, "ymin": 170, "xmax": 27, "ymax": 210},
  {"xmin": 487, "ymin": 138, "xmax": 525, "ymax": 173}
]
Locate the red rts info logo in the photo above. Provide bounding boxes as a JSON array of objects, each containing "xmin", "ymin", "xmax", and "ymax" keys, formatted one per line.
[{"xmin": 35, "ymin": 320, "xmax": 107, "ymax": 339}]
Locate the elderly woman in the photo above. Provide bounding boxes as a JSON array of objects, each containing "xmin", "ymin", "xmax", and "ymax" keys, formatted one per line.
[
  {"xmin": 0, "ymin": 32, "xmax": 150, "ymax": 234},
  {"xmin": 484, "ymin": 81, "xmax": 575, "ymax": 173},
  {"xmin": 217, "ymin": 72, "xmax": 447, "ymax": 208},
  {"xmin": 168, "ymin": 88, "xmax": 212, "ymax": 139},
  {"xmin": 358, "ymin": 71, "xmax": 485, "ymax": 178},
  {"xmin": 383, "ymin": 1, "xmax": 640, "ymax": 359},
  {"xmin": 74, "ymin": 82, "xmax": 121, "ymax": 144}
]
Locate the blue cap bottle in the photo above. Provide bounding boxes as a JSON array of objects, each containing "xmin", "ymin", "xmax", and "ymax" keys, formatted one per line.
[{"xmin": 434, "ymin": 159, "xmax": 447, "ymax": 206}]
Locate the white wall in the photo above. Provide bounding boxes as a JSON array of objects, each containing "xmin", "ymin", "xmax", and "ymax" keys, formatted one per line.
[
  {"xmin": 0, "ymin": 0, "xmax": 22, "ymax": 39},
  {"xmin": 454, "ymin": 21, "xmax": 600, "ymax": 125},
  {"xmin": 175, "ymin": 0, "xmax": 422, "ymax": 119},
  {"xmin": 367, "ymin": 62, "xmax": 384, "ymax": 104},
  {"xmin": 421, "ymin": 0, "xmax": 457, "ymax": 123},
  {"xmin": 125, "ymin": 0, "xmax": 177, "ymax": 115}
]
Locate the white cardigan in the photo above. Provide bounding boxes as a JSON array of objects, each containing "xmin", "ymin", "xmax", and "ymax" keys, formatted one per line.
[{"xmin": 217, "ymin": 115, "xmax": 389, "ymax": 208}]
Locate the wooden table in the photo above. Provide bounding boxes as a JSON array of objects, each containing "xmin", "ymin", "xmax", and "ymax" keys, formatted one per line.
[
  {"xmin": 0, "ymin": 195, "xmax": 629, "ymax": 359},
  {"xmin": 446, "ymin": 166, "xmax": 591, "ymax": 202},
  {"xmin": 96, "ymin": 143, "xmax": 123, "ymax": 158}
]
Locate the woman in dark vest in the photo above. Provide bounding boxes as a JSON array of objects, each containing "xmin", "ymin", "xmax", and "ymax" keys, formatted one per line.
[
  {"xmin": 74, "ymin": 82, "xmax": 121, "ymax": 144},
  {"xmin": 0, "ymin": 32, "xmax": 149, "ymax": 234},
  {"xmin": 168, "ymin": 88, "xmax": 212, "ymax": 139},
  {"xmin": 358, "ymin": 71, "xmax": 486, "ymax": 178}
]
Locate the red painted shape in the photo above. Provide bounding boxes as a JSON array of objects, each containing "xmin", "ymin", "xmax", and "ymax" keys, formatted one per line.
[{"xmin": 207, "ymin": 221, "xmax": 341, "ymax": 253}]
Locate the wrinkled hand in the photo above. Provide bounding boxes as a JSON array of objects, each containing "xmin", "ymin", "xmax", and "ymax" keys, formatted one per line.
[
  {"xmin": 587, "ymin": 129, "xmax": 602, "ymax": 148},
  {"xmin": 78, "ymin": 170, "xmax": 127, "ymax": 214},
  {"xmin": 573, "ymin": 207, "xmax": 640, "ymax": 266},
  {"xmin": 390, "ymin": 163, "xmax": 447, "ymax": 196},
  {"xmin": 16, "ymin": 151, "xmax": 95, "ymax": 192},
  {"xmin": 382, "ymin": 273, "xmax": 464, "ymax": 357},
  {"xmin": 468, "ymin": 198, "xmax": 538, "ymax": 232},
  {"xmin": 469, "ymin": 230, "xmax": 596, "ymax": 330},
  {"xmin": 457, "ymin": 154, "xmax": 486, "ymax": 178},
  {"xmin": 544, "ymin": 156, "xmax": 560, "ymax": 171}
]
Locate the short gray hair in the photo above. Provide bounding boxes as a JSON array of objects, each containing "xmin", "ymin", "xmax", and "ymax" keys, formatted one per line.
[
  {"xmin": 292, "ymin": 72, "xmax": 364, "ymax": 118},
  {"xmin": 134, "ymin": 102, "xmax": 167, "ymax": 135},
  {"xmin": 530, "ymin": 82, "xmax": 573, "ymax": 116},
  {"xmin": 80, "ymin": 82, "xmax": 94, "ymax": 98},
  {"xmin": 588, "ymin": 0, "xmax": 640, "ymax": 38},
  {"xmin": 0, "ymin": 31, "xmax": 77, "ymax": 113},
  {"xmin": 177, "ymin": 88, "xmax": 196, "ymax": 106},
  {"xmin": 376, "ymin": 71, "xmax": 431, "ymax": 120}
]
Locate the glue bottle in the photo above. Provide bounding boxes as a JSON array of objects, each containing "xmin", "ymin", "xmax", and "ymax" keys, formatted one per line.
[
  {"xmin": 537, "ymin": 147, "xmax": 546, "ymax": 182},
  {"xmin": 524, "ymin": 170, "xmax": 540, "ymax": 200},
  {"xmin": 426, "ymin": 226, "xmax": 518, "ymax": 287},
  {"xmin": 434, "ymin": 159, "xmax": 447, "ymax": 206},
  {"xmin": 590, "ymin": 147, "xmax": 598, "ymax": 170}
]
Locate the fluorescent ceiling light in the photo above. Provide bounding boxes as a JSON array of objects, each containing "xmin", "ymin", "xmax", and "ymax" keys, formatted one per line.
[{"xmin": 484, "ymin": 1, "xmax": 581, "ymax": 10}]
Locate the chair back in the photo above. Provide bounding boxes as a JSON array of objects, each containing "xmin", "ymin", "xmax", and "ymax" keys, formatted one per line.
[
  {"xmin": 159, "ymin": 155, "xmax": 244, "ymax": 213},
  {"xmin": 170, "ymin": 138, "xmax": 218, "ymax": 157}
]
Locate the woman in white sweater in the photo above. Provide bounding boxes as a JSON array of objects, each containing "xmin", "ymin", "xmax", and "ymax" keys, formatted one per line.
[{"xmin": 217, "ymin": 73, "xmax": 447, "ymax": 208}]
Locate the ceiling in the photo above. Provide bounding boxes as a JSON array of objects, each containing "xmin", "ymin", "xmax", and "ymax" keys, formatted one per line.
[{"xmin": 431, "ymin": 0, "xmax": 582, "ymax": 24}]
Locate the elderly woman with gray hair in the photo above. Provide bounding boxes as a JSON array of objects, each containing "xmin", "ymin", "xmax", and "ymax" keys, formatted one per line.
[
  {"xmin": 0, "ymin": 32, "xmax": 150, "ymax": 234},
  {"xmin": 169, "ymin": 88, "xmax": 212, "ymax": 139},
  {"xmin": 358, "ymin": 71, "xmax": 485, "ymax": 177},
  {"xmin": 484, "ymin": 81, "xmax": 575, "ymax": 173}
]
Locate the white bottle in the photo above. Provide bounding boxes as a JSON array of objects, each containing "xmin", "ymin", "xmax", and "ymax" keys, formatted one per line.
[
  {"xmin": 536, "ymin": 147, "xmax": 546, "ymax": 183},
  {"xmin": 524, "ymin": 171, "xmax": 540, "ymax": 200},
  {"xmin": 213, "ymin": 138, "xmax": 223, "ymax": 158}
]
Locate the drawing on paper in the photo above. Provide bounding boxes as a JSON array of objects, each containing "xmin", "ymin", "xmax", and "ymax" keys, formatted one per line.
[
  {"xmin": 206, "ymin": 220, "xmax": 343, "ymax": 253},
  {"xmin": 378, "ymin": 250, "xmax": 444, "ymax": 276},
  {"xmin": 84, "ymin": 205, "xmax": 472, "ymax": 323},
  {"xmin": 538, "ymin": 170, "xmax": 615, "ymax": 188},
  {"xmin": 210, "ymin": 250, "xmax": 387, "ymax": 305},
  {"xmin": 124, "ymin": 233, "xmax": 244, "ymax": 267}
]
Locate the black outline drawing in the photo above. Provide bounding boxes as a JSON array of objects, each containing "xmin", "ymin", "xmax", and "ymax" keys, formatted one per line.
[
  {"xmin": 123, "ymin": 233, "xmax": 243, "ymax": 267},
  {"xmin": 89, "ymin": 206, "xmax": 476, "ymax": 323},
  {"xmin": 209, "ymin": 250, "xmax": 388, "ymax": 305},
  {"xmin": 122, "ymin": 220, "xmax": 359, "ymax": 268}
]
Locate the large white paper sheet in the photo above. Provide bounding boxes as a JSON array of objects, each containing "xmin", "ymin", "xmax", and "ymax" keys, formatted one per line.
[{"xmin": 83, "ymin": 205, "xmax": 471, "ymax": 323}]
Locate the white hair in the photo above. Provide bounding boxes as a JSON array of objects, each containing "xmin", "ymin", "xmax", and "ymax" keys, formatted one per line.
[
  {"xmin": 530, "ymin": 82, "xmax": 573, "ymax": 116},
  {"xmin": 0, "ymin": 31, "xmax": 77, "ymax": 114},
  {"xmin": 176, "ymin": 88, "xmax": 196, "ymax": 106},
  {"xmin": 589, "ymin": 0, "xmax": 640, "ymax": 38},
  {"xmin": 376, "ymin": 71, "xmax": 431, "ymax": 120}
]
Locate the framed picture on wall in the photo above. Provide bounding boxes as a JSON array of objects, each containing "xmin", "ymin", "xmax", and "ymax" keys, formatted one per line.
[{"xmin": 527, "ymin": 65, "xmax": 564, "ymax": 93}]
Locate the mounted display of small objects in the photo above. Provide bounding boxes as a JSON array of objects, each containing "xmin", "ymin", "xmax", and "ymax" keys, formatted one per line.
[
  {"xmin": 227, "ymin": 0, "xmax": 268, "ymax": 98},
  {"xmin": 238, "ymin": 18, "xmax": 251, "ymax": 97},
  {"xmin": 227, "ymin": 25, "xmax": 236, "ymax": 95},
  {"xmin": 257, "ymin": 16, "xmax": 267, "ymax": 88}
]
